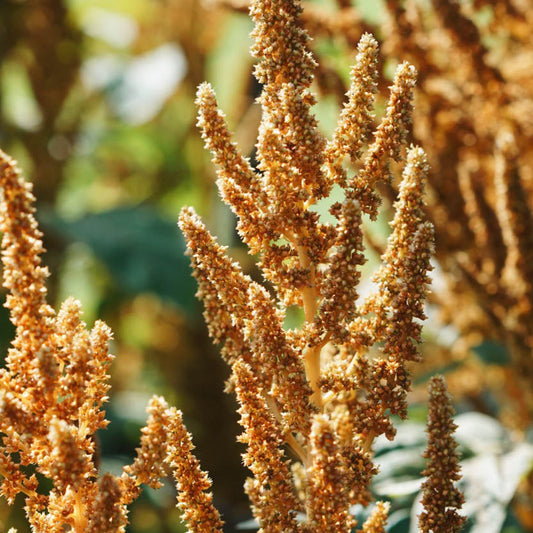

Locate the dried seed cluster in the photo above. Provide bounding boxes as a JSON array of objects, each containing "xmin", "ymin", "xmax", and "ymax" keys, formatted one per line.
[
  {"xmin": 0, "ymin": 0, "xmax": 468, "ymax": 531},
  {"xmin": 178, "ymin": 1, "xmax": 455, "ymax": 531},
  {"xmin": 0, "ymin": 153, "xmax": 221, "ymax": 532}
]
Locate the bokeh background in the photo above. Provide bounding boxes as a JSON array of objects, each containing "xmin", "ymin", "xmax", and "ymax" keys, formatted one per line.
[
  {"xmin": 1, "ymin": 0, "xmax": 532, "ymax": 532},
  {"xmin": 0, "ymin": 1, "xmax": 256, "ymax": 530}
]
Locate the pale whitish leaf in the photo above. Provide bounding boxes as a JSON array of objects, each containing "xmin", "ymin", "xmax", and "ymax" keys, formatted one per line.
[
  {"xmin": 460, "ymin": 442, "xmax": 533, "ymax": 533},
  {"xmin": 467, "ymin": 501, "xmax": 506, "ymax": 533},
  {"xmin": 236, "ymin": 512, "xmax": 307, "ymax": 530},
  {"xmin": 454, "ymin": 412, "xmax": 509, "ymax": 454},
  {"xmin": 373, "ymin": 422, "xmax": 426, "ymax": 452},
  {"xmin": 500, "ymin": 442, "xmax": 533, "ymax": 502},
  {"xmin": 374, "ymin": 448, "xmax": 425, "ymax": 479},
  {"xmin": 235, "ymin": 518, "xmax": 259, "ymax": 531},
  {"xmin": 81, "ymin": 8, "xmax": 138, "ymax": 48},
  {"xmin": 374, "ymin": 477, "xmax": 423, "ymax": 497},
  {"xmin": 82, "ymin": 44, "xmax": 187, "ymax": 124},
  {"xmin": 113, "ymin": 44, "xmax": 186, "ymax": 124},
  {"xmin": 409, "ymin": 492, "xmax": 422, "ymax": 533}
]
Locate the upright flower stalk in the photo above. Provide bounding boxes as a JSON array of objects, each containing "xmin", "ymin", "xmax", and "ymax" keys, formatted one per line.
[
  {"xmin": 419, "ymin": 376, "xmax": 465, "ymax": 533},
  {"xmin": 0, "ymin": 151, "xmax": 222, "ymax": 532},
  {"xmin": 179, "ymin": 0, "xmax": 436, "ymax": 529},
  {"xmin": 0, "ymin": 0, "xmax": 467, "ymax": 531}
]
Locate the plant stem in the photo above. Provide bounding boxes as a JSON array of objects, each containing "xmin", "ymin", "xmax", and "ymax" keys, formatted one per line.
[
  {"xmin": 295, "ymin": 238, "xmax": 323, "ymax": 410},
  {"xmin": 0, "ymin": 467, "xmax": 37, "ymax": 499},
  {"xmin": 72, "ymin": 489, "xmax": 88, "ymax": 531},
  {"xmin": 265, "ymin": 394, "xmax": 309, "ymax": 465}
]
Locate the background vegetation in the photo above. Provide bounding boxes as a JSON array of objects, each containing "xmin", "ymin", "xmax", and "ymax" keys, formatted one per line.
[{"xmin": 0, "ymin": 0, "xmax": 532, "ymax": 531}]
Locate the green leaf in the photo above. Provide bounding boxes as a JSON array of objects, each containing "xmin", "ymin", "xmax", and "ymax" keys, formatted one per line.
[
  {"xmin": 388, "ymin": 508, "xmax": 411, "ymax": 533},
  {"xmin": 414, "ymin": 361, "xmax": 464, "ymax": 385},
  {"xmin": 41, "ymin": 206, "xmax": 198, "ymax": 316},
  {"xmin": 472, "ymin": 340, "xmax": 511, "ymax": 365}
]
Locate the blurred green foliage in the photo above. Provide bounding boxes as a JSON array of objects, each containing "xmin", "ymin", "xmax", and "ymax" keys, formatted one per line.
[
  {"xmin": 0, "ymin": 0, "xmax": 252, "ymax": 530},
  {"xmin": 0, "ymin": 0, "xmax": 531, "ymax": 532}
]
